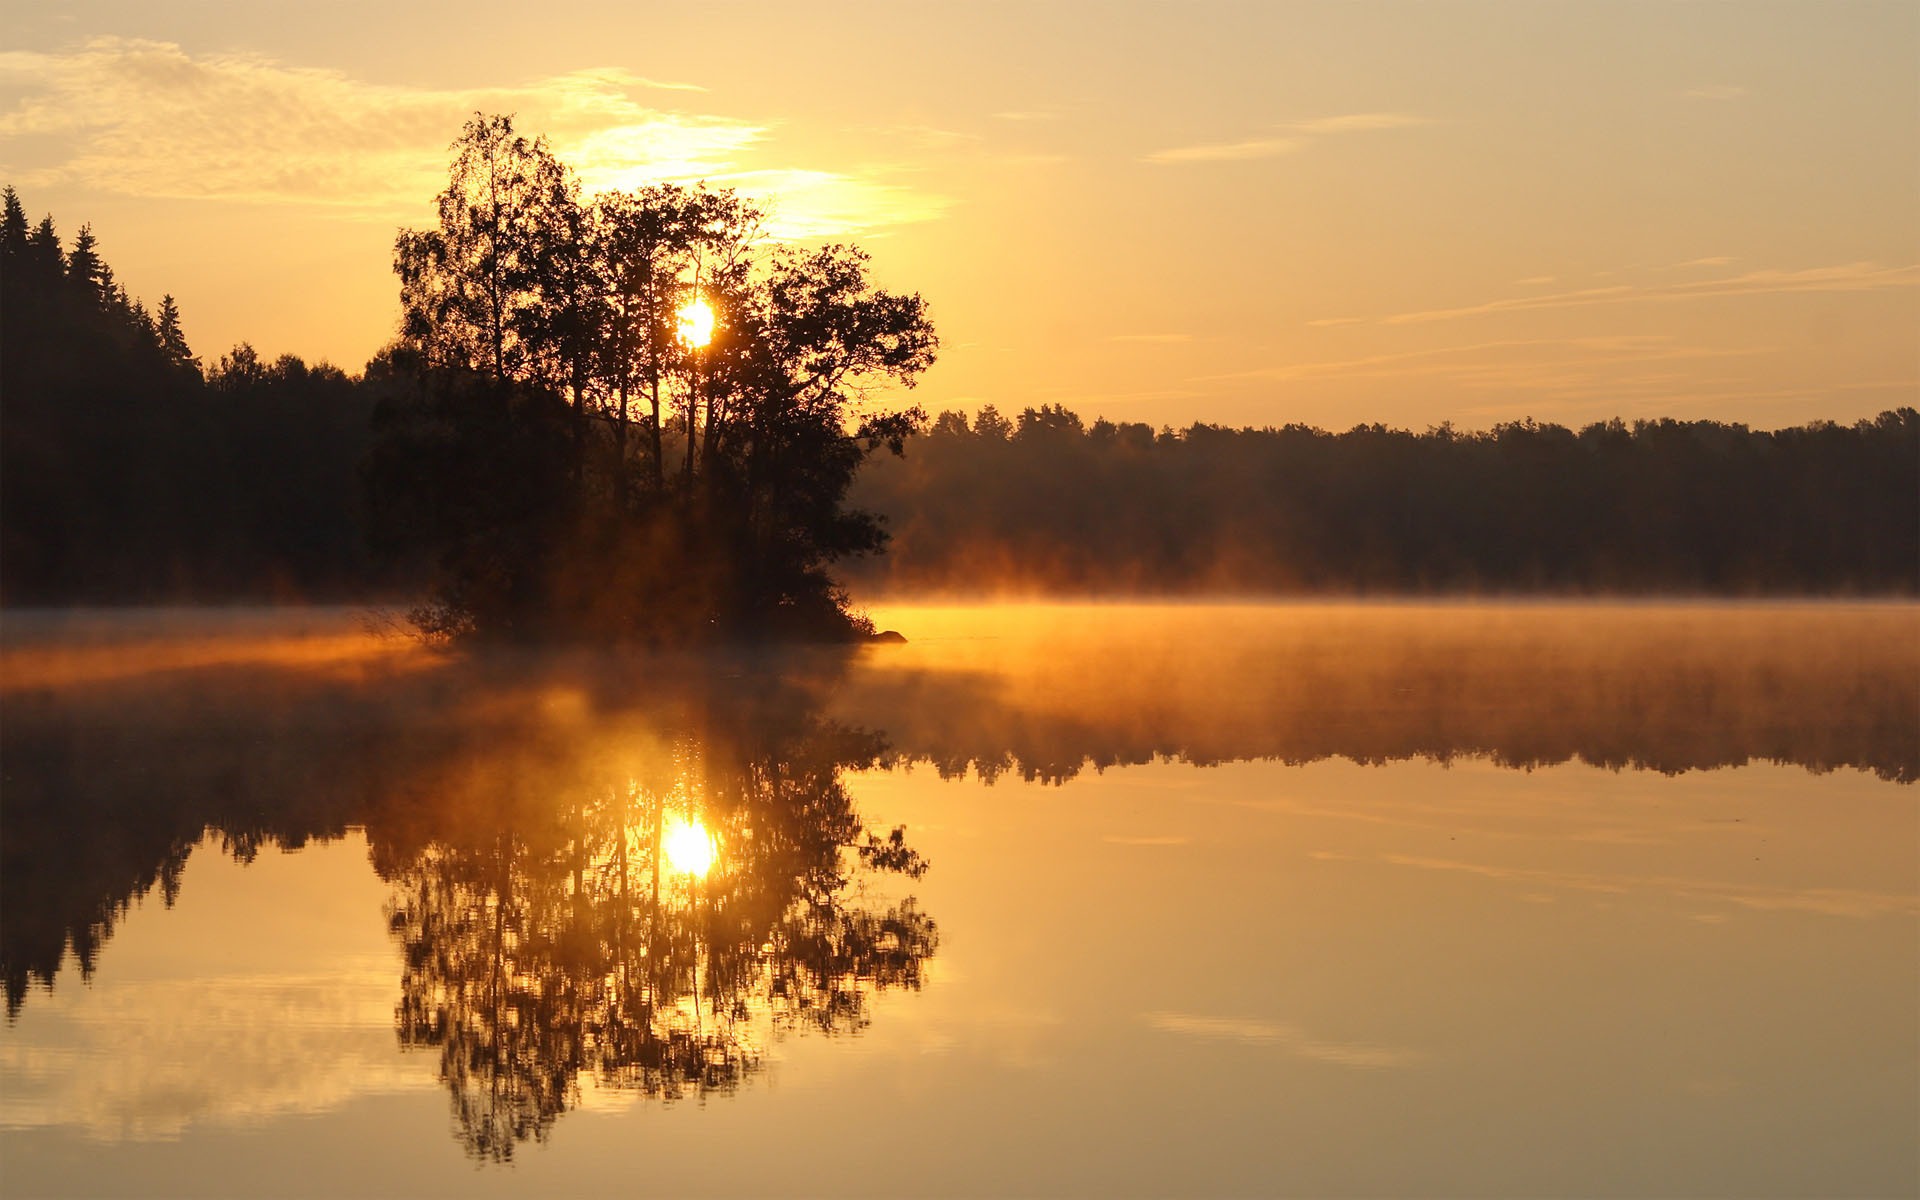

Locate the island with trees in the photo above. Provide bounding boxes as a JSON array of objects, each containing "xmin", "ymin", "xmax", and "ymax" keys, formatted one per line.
[
  {"xmin": 368, "ymin": 115, "xmax": 936, "ymax": 643},
  {"xmin": 3, "ymin": 115, "xmax": 1915, "ymax": 626}
]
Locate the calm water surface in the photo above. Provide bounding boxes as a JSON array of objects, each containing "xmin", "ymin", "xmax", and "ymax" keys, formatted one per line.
[{"xmin": 2, "ymin": 603, "xmax": 1915, "ymax": 1197}]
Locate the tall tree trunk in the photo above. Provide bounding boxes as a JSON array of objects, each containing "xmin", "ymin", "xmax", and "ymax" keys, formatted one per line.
[
  {"xmin": 700, "ymin": 378, "xmax": 718, "ymax": 474},
  {"xmin": 615, "ymin": 379, "xmax": 629, "ymax": 467},
  {"xmin": 649, "ymin": 372, "xmax": 664, "ymax": 492},
  {"xmin": 683, "ymin": 355, "xmax": 699, "ymax": 492}
]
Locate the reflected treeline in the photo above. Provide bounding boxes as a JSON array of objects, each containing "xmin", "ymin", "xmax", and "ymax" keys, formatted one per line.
[
  {"xmin": 831, "ymin": 605, "xmax": 1920, "ymax": 785},
  {"xmin": 3, "ymin": 604, "xmax": 1911, "ymax": 1082},
  {"xmin": 368, "ymin": 704, "xmax": 934, "ymax": 1159},
  {"xmin": 0, "ymin": 647, "xmax": 936, "ymax": 1161},
  {"xmin": 1, "ymin": 652, "xmax": 374, "ymax": 1017}
]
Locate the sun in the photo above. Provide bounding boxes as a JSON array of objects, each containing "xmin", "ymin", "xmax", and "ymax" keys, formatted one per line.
[
  {"xmin": 677, "ymin": 296, "xmax": 715, "ymax": 348},
  {"xmin": 662, "ymin": 816, "xmax": 717, "ymax": 877}
]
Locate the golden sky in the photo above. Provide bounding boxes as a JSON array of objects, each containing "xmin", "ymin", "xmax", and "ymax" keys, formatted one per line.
[{"xmin": 4, "ymin": 1, "xmax": 1915, "ymax": 430}]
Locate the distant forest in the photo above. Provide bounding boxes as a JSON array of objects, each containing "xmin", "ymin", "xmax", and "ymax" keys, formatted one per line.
[
  {"xmin": 851, "ymin": 404, "xmax": 1919, "ymax": 593},
  {"xmin": 0, "ymin": 188, "xmax": 394, "ymax": 603},
  {"xmin": 4, "ymin": 185, "xmax": 1915, "ymax": 604}
]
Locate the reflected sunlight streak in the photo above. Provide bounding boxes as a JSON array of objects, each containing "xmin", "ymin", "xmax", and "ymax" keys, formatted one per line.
[{"xmin": 663, "ymin": 816, "xmax": 717, "ymax": 877}]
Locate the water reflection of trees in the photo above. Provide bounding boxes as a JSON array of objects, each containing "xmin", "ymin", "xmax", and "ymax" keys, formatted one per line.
[
  {"xmin": 834, "ymin": 605, "xmax": 1920, "ymax": 785},
  {"xmin": 5, "ymin": 606, "xmax": 1912, "ymax": 1027},
  {"xmin": 367, "ymin": 711, "xmax": 935, "ymax": 1160}
]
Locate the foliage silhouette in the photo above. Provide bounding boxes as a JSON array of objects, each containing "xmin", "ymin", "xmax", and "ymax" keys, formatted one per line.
[
  {"xmin": 369, "ymin": 115, "xmax": 937, "ymax": 643},
  {"xmin": 0, "ymin": 643, "xmax": 939, "ymax": 1160},
  {"xmin": 852, "ymin": 404, "xmax": 1920, "ymax": 594},
  {"xmin": 374, "ymin": 708, "xmax": 935, "ymax": 1158},
  {"xmin": 4, "ymin": 180, "xmax": 1912, "ymax": 608},
  {"xmin": 5, "ymin": 603, "xmax": 1910, "ymax": 1021},
  {"xmin": 0, "ymin": 186, "xmax": 386, "ymax": 603}
]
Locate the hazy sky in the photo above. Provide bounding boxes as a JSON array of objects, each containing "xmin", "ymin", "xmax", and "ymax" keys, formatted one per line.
[{"xmin": 4, "ymin": 1, "xmax": 1915, "ymax": 430}]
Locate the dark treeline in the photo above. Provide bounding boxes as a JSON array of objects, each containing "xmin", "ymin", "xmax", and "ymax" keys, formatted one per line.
[
  {"xmin": 6, "ymin": 180, "xmax": 1914, "ymax": 607},
  {"xmin": 851, "ymin": 404, "xmax": 1920, "ymax": 594},
  {"xmin": 0, "ymin": 187, "xmax": 394, "ymax": 604}
]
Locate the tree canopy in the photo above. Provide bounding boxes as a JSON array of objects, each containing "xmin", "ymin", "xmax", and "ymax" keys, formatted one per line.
[
  {"xmin": 852, "ymin": 403, "xmax": 1920, "ymax": 595},
  {"xmin": 0, "ymin": 185, "xmax": 381, "ymax": 603},
  {"xmin": 368, "ymin": 114, "xmax": 938, "ymax": 643},
  {"xmin": 5, "ymin": 174, "xmax": 1910, "ymax": 612}
]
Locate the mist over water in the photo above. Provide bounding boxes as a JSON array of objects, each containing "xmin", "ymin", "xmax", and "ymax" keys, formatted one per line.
[
  {"xmin": 847, "ymin": 600, "xmax": 1920, "ymax": 781},
  {"xmin": 6, "ymin": 600, "xmax": 1913, "ymax": 777},
  {"xmin": 1, "ymin": 601, "xmax": 1913, "ymax": 1196}
]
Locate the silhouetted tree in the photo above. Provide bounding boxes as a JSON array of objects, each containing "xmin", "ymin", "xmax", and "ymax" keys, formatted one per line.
[
  {"xmin": 371, "ymin": 115, "xmax": 937, "ymax": 643},
  {"xmin": 4, "ymin": 178, "xmax": 1908, "ymax": 611},
  {"xmin": 596, "ymin": 184, "xmax": 763, "ymax": 490},
  {"xmin": 154, "ymin": 295, "xmax": 198, "ymax": 376},
  {"xmin": 63, "ymin": 224, "xmax": 106, "ymax": 309},
  {"xmin": 0, "ymin": 187, "xmax": 27, "ymax": 253},
  {"xmin": 0, "ymin": 187, "xmax": 386, "ymax": 603},
  {"xmin": 851, "ymin": 405, "xmax": 1919, "ymax": 595}
]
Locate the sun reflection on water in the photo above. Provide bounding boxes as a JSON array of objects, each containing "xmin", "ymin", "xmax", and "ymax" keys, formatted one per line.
[{"xmin": 662, "ymin": 816, "xmax": 717, "ymax": 877}]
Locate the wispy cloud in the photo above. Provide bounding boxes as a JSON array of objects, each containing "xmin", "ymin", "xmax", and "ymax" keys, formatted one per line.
[
  {"xmin": 1305, "ymin": 263, "xmax": 1920, "ymax": 330},
  {"xmin": 711, "ymin": 167, "xmax": 952, "ymax": 239},
  {"xmin": 1382, "ymin": 284, "xmax": 1636, "ymax": 325},
  {"xmin": 1040, "ymin": 386, "xmax": 1205, "ymax": 406},
  {"xmin": 1202, "ymin": 333, "xmax": 1828, "ymax": 413},
  {"xmin": 1458, "ymin": 377, "xmax": 1920, "ymax": 421},
  {"xmin": 1213, "ymin": 335, "xmax": 1764, "ymax": 387},
  {"xmin": 1107, "ymin": 333, "xmax": 1196, "ymax": 344},
  {"xmin": 1373, "ymin": 262, "xmax": 1920, "ymax": 326},
  {"xmin": 1323, "ymin": 256, "xmax": 1877, "ymax": 334},
  {"xmin": 1144, "ymin": 136, "xmax": 1305, "ymax": 164},
  {"xmin": 624, "ymin": 76, "xmax": 707, "ymax": 93},
  {"xmin": 1146, "ymin": 111, "xmax": 1431, "ymax": 165},
  {"xmin": 563, "ymin": 120, "xmax": 769, "ymax": 190},
  {"xmin": 0, "ymin": 37, "xmax": 941, "ymax": 236},
  {"xmin": 851, "ymin": 122, "xmax": 983, "ymax": 151},
  {"xmin": 1289, "ymin": 112, "xmax": 1434, "ymax": 135},
  {"xmin": 1145, "ymin": 1011, "xmax": 1421, "ymax": 1069},
  {"xmin": 1683, "ymin": 84, "xmax": 1748, "ymax": 101}
]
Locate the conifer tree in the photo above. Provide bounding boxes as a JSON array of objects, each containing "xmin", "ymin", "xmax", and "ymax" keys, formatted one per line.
[
  {"xmin": 23, "ymin": 215, "xmax": 63, "ymax": 283},
  {"xmin": 1, "ymin": 187, "xmax": 27, "ymax": 256},
  {"xmin": 65, "ymin": 224, "xmax": 106, "ymax": 307},
  {"xmin": 155, "ymin": 294, "xmax": 200, "ymax": 375}
]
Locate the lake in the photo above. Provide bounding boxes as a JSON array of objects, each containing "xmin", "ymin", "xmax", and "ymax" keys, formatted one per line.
[{"xmin": 2, "ymin": 602, "xmax": 1915, "ymax": 1197}]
